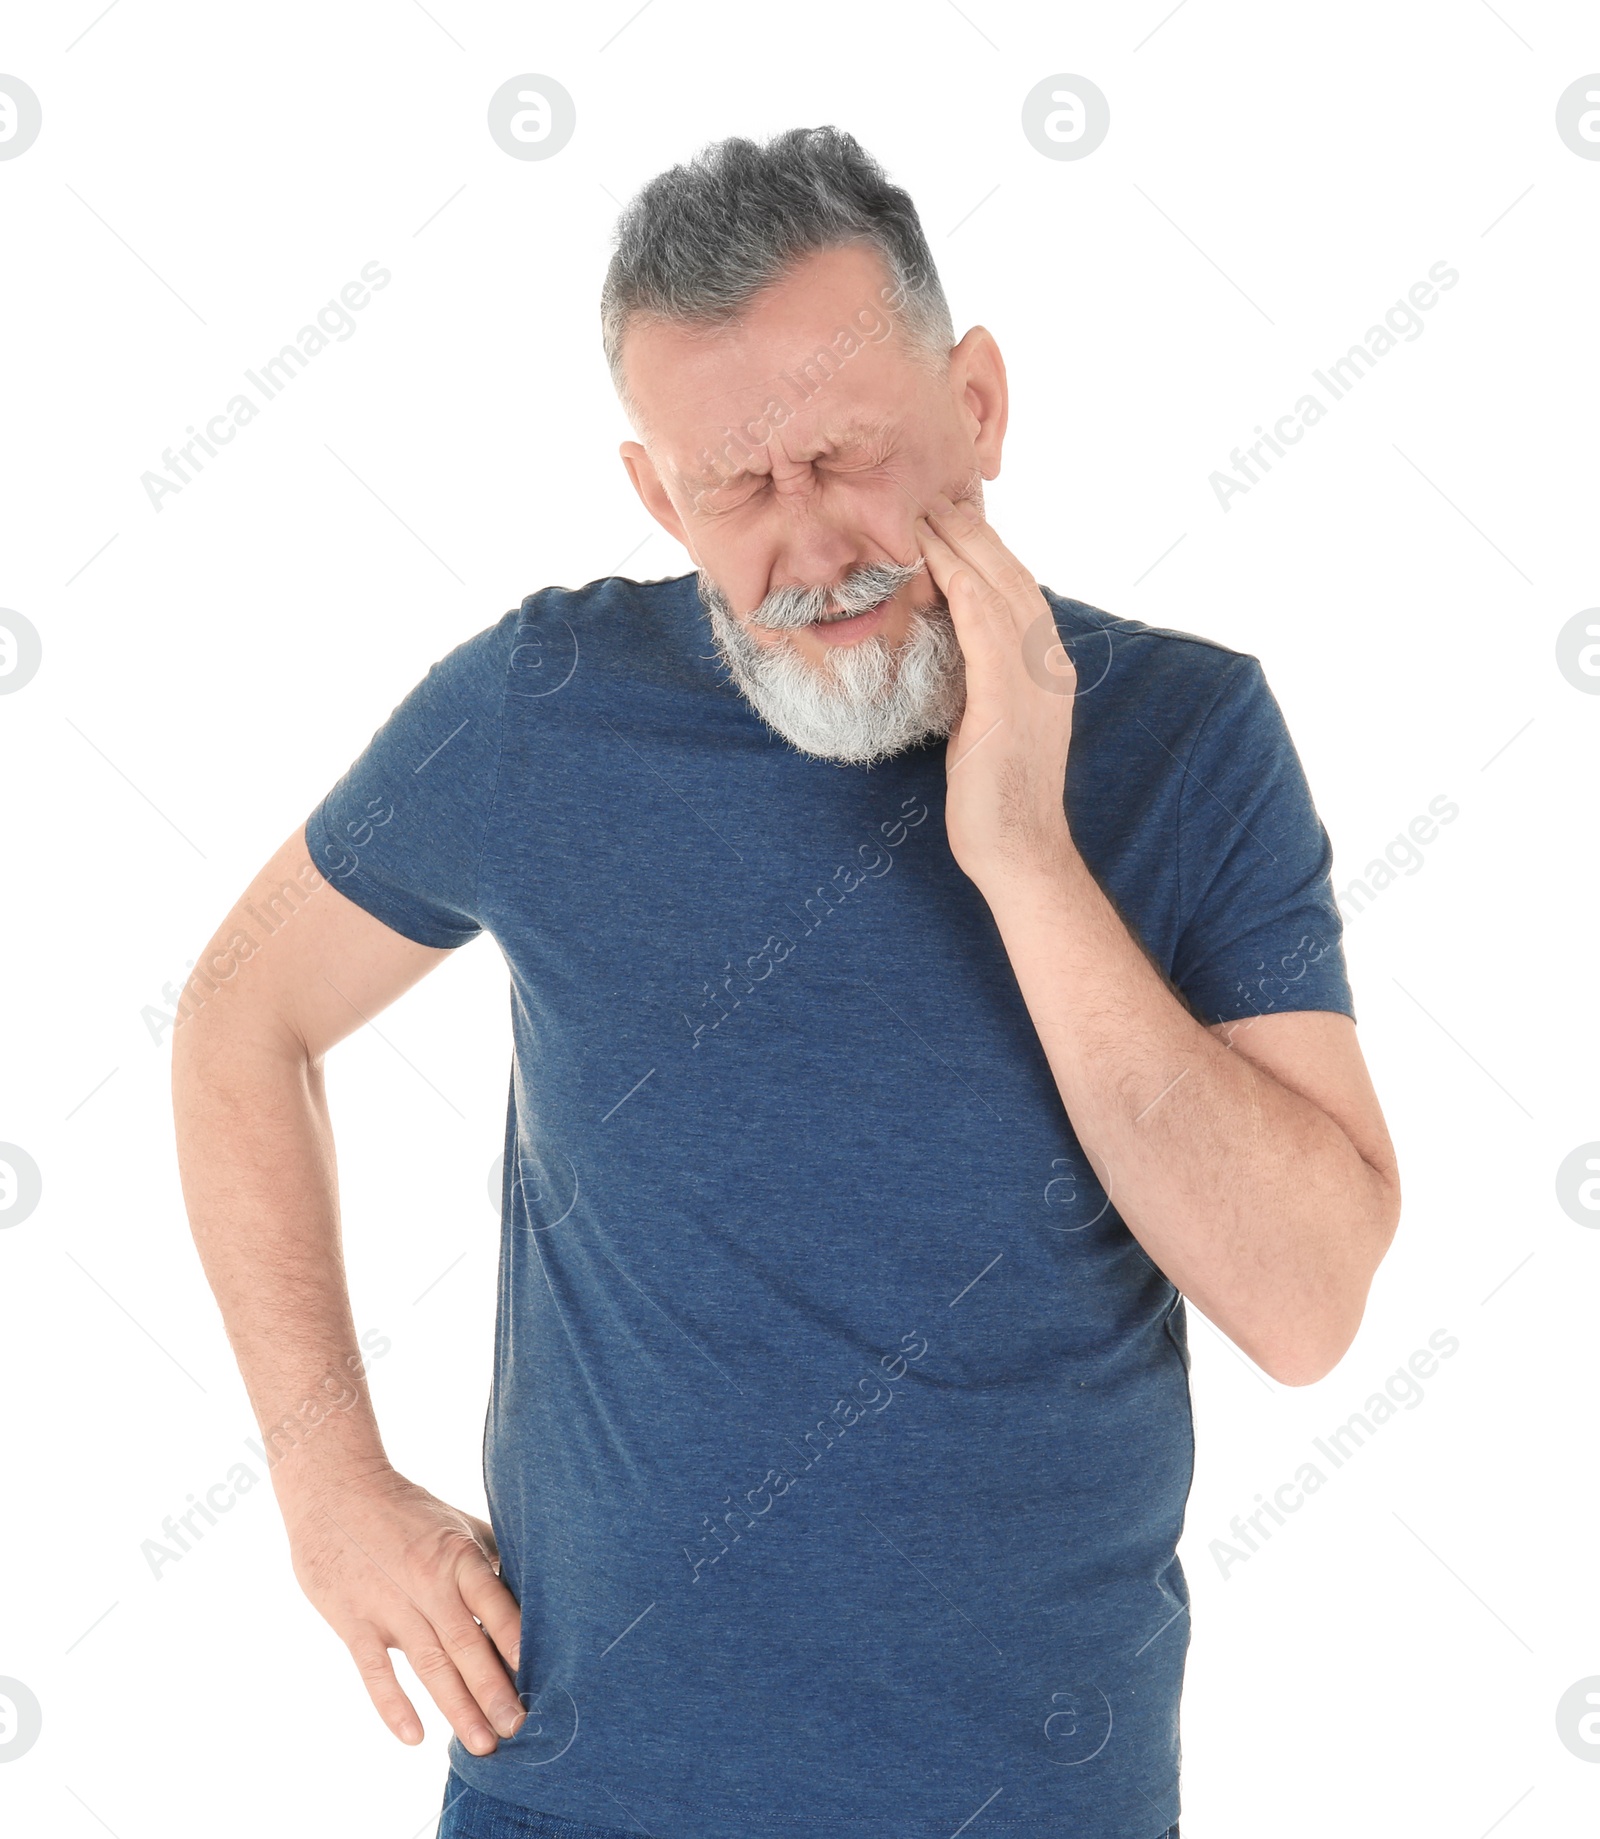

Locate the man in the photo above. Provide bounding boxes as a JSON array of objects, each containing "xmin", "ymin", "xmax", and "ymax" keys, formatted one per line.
[{"xmin": 172, "ymin": 127, "xmax": 1399, "ymax": 1839}]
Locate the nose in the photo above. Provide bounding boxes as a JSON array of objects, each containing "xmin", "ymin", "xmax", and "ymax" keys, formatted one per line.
[{"xmin": 770, "ymin": 495, "xmax": 865, "ymax": 611}]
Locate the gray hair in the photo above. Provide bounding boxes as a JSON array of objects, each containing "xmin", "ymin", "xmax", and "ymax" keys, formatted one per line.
[{"xmin": 600, "ymin": 126, "xmax": 954, "ymax": 431}]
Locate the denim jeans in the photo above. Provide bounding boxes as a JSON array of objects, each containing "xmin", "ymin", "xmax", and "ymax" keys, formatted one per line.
[{"xmin": 435, "ymin": 1769, "xmax": 1179, "ymax": 1839}]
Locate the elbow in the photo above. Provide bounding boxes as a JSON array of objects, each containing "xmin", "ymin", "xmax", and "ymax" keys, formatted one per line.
[
  {"xmin": 1230, "ymin": 1295, "xmax": 1362, "ymax": 1386},
  {"xmin": 1252, "ymin": 1308, "xmax": 1365, "ymax": 1386},
  {"xmin": 1259, "ymin": 1281, "xmax": 1394, "ymax": 1389},
  {"xmin": 1258, "ymin": 1335, "xmax": 1351, "ymax": 1389},
  {"xmin": 1250, "ymin": 1185, "xmax": 1402, "ymax": 1389}
]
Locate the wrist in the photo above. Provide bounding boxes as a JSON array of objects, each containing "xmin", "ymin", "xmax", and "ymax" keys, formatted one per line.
[
  {"xmin": 968, "ymin": 820, "xmax": 1087, "ymax": 909},
  {"xmin": 258, "ymin": 1416, "xmax": 393, "ymax": 1517}
]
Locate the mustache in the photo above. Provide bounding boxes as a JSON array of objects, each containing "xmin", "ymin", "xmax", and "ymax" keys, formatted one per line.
[{"xmin": 746, "ymin": 558, "xmax": 932, "ymax": 631}]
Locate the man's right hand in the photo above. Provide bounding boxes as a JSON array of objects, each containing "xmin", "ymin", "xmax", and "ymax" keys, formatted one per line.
[{"xmin": 283, "ymin": 1466, "xmax": 527, "ymax": 1754}]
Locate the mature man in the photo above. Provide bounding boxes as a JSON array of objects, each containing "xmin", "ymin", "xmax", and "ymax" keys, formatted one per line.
[{"xmin": 172, "ymin": 127, "xmax": 1399, "ymax": 1839}]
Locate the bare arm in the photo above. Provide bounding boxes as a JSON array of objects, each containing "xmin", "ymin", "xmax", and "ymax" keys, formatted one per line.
[
  {"xmin": 170, "ymin": 823, "xmax": 526, "ymax": 1753},
  {"xmin": 980, "ymin": 845, "xmax": 1399, "ymax": 1383},
  {"xmin": 918, "ymin": 492, "xmax": 1400, "ymax": 1384}
]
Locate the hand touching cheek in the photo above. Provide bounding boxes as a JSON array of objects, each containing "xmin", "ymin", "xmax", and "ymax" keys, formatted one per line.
[{"xmin": 915, "ymin": 493, "xmax": 1078, "ymax": 893}]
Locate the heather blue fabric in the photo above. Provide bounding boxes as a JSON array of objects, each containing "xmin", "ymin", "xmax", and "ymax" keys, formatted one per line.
[
  {"xmin": 305, "ymin": 572, "xmax": 1352, "ymax": 1839},
  {"xmin": 433, "ymin": 1765, "xmax": 1175, "ymax": 1837}
]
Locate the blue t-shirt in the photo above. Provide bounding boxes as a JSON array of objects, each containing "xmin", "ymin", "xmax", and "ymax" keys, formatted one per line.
[{"xmin": 304, "ymin": 572, "xmax": 1354, "ymax": 1839}]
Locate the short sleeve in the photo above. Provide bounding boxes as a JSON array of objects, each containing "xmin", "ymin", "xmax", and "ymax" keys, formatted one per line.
[
  {"xmin": 1170, "ymin": 655, "xmax": 1356, "ymax": 1026},
  {"xmin": 302, "ymin": 611, "xmax": 516, "ymax": 948}
]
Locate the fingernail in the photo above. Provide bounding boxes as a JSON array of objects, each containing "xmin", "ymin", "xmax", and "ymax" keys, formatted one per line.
[
  {"xmin": 468, "ymin": 1726, "xmax": 497, "ymax": 1755},
  {"xmin": 496, "ymin": 1705, "xmax": 525, "ymax": 1738}
]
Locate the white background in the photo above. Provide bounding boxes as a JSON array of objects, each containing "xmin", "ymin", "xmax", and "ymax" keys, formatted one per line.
[{"xmin": 1, "ymin": 2, "xmax": 1596, "ymax": 1835}]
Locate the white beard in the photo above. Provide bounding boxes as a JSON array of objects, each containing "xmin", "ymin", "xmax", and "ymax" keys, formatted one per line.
[{"xmin": 696, "ymin": 564, "xmax": 967, "ymax": 767}]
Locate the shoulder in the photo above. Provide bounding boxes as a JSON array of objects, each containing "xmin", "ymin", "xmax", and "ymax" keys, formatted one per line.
[
  {"xmin": 509, "ymin": 572, "xmax": 704, "ymax": 691},
  {"xmin": 397, "ymin": 601, "xmax": 526, "ymax": 711},
  {"xmin": 515, "ymin": 572, "xmax": 696, "ymax": 643},
  {"xmin": 392, "ymin": 575, "xmax": 696, "ymax": 709},
  {"xmin": 1041, "ymin": 588, "xmax": 1264, "ymax": 739}
]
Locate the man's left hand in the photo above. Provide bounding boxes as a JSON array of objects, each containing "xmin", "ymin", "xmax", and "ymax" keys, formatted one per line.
[{"xmin": 915, "ymin": 492, "xmax": 1078, "ymax": 893}]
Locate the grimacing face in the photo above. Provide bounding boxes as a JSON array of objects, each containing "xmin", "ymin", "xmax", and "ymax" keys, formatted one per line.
[{"xmin": 616, "ymin": 241, "xmax": 1010, "ymax": 753}]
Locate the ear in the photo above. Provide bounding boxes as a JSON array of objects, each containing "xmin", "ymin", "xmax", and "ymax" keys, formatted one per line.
[
  {"xmin": 620, "ymin": 441, "xmax": 697, "ymax": 561},
  {"xmin": 947, "ymin": 327, "xmax": 1008, "ymax": 482}
]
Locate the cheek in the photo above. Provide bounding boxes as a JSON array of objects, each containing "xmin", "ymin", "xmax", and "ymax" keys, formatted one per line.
[
  {"xmin": 847, "ymin": 474, "xmax": 932, "ymax": 555},
  {"xmin": 696, "ymin": 547, "xmax": 789, "ymax": 646},
  {"xmin": 691, "ymin": 527, "xmax": 769, "ymax": 601}
]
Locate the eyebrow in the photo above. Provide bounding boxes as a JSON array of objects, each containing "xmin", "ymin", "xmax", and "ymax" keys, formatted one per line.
[{"xmin": 684, "ymin": 415, "xmax": 901, "ymax": 490}]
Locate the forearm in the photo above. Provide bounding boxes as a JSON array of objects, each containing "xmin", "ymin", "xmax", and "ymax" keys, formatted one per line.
[
  {"xmin": 171, "ymin": 1011, "xmax": 390, "ymax": 1517},
  {"xmin": 981, "ymin": 838, "xmax": 1393, "ymax": 1378}
]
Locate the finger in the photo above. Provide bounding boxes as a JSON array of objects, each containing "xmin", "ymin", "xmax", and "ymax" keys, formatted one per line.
[
  {"xmin": 926, "ymin": 499, "xmax": 1039, "ymax": 630},
  {"xmin": 463, "ymin": 1513, "xmax": 501, "ymax": 1570},
  {"xmin": 916, "ymin": 518, "xmax": 1011, "ymax": 654},
  {"xmin": 913, "ymin": 512, "xmax": 963, "ymax": 596},
  {"xmin": 346, "ymin": 1620, "xmax": 425, "ymax": 1746},
  {"xmin": 427, "ymin": 1587, "xmax": 526, "ymax": 1738},
  {"xmin": 914, "ymin": 516, "xmax": 978, "ymax": 620},
  {"xmin": 458, "ymin": 1549, "xmax": 523, "ymax": 1673},
  {"xmin": 921, "ymin": 499, "xmax": 1003, "ymax": 597},
  {"xmin": 392, "ymin": 1608, "xmax": 510, "ymax": 1756}
]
